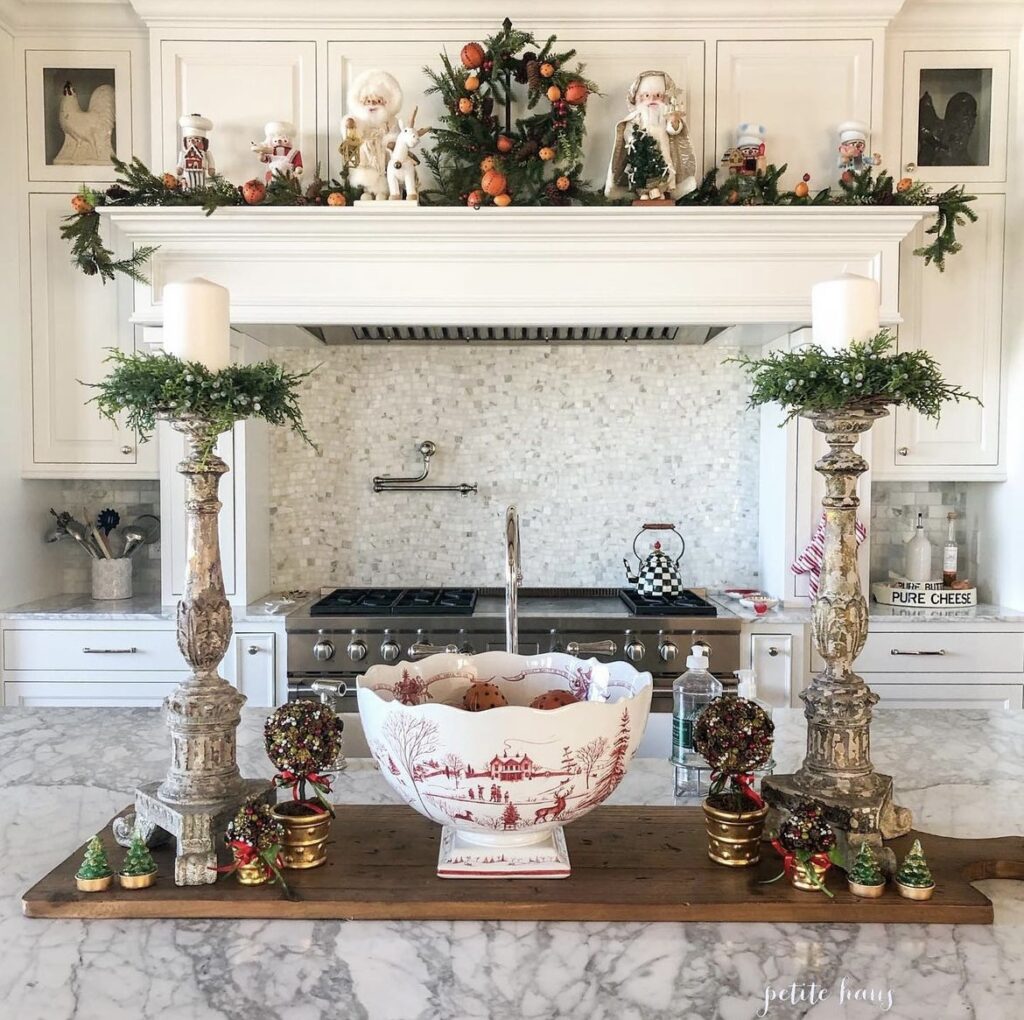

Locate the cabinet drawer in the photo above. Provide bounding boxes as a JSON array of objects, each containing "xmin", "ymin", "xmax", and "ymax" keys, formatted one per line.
[
  {"xmin": 854, "ymin": 631, "xmax": 1024, "ymax": 673},
  {"xmin": 872, "ymin": 683, "xmax": 1023, "ymax": 710},
  {"xmin": 750, "ymin": 634, "xmax": 793, "ymax": 708},
  {"xmin": 3, "ymin": 628, "xmax": 180, "ymax": 671},
  {"xmin": 3, "ymin": 680, "xmax": 178, "ymax": 707}
]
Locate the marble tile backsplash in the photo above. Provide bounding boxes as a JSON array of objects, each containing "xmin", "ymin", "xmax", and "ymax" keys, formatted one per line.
[{"xmin": 269, "ymin": 345, "xmax": 761, "ymax": 589}]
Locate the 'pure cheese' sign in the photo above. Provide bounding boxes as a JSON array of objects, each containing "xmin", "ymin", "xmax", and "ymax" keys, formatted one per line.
[{"xmin": 871, "ymin": 583, "xmax": 978, "ymax": 608}]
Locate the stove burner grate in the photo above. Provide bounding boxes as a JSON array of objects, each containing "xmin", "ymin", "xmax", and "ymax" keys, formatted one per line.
[
  {"xmin": 618, "ymin": 589, "xmax": 718, "ymax": 617},
  {"xmin": 309, "ymin": 587, "xmax": 477, "ymax": 617}
]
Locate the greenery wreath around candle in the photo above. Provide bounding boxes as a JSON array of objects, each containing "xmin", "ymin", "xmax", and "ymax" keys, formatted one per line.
[
  {"xmin": 767, "ymin": 801, "xmax": 841, "ymax": 897},
  {"xmin": 85, "ymin": 349, "xmax": 319, "ymax": 464},
  {"xmin": 222, "ymin": 798, "xmax": 289, "ymax": 891},
  {"xmin": 264, "ymin": 701, "xmax": 344, "ymax": 816},
  {"xmin": 693, "ymin": 695, "xmax": 775, "ymax": 812},
  {"xmin": 729, "ymin": 329, "xmax": 979, "ymax": 423}
]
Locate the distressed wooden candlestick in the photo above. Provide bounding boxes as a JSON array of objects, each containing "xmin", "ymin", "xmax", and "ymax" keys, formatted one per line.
[
  {"xmin": 113, "ymin": 420, "xmax": 270, "ymax": 885},
  {"xmin": 762, "ymin": 405, "xmax": 912, "ymax": 849}
]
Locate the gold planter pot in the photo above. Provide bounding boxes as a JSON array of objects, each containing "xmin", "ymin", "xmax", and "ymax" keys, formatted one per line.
[
  {"xmin": 76, "ymin": 873, "xmax": 113, "ymax": 893},
  {"xmin": 272, "ymin": 804, "xmax": 332, "ymax": 869},
  {"xmin": 119, "ymin": 870, "xmax": 157, "ymax": 890},
  {"xmin": 790, "ymin": 857, "xmax": 831, "ymax": 892},
  {"xmin": 702, "ymin": 798, "xmax": 769, "ymax": 867},
  {"xmin": 848, "ymin": 879, "xmax": 886, "ymax": 899},
  {"xmin": 234, "ymin": 854, "xmax": 271, "ymax": 886},
  {"xmin": 896, "ymin": 880, "xmax": 935, "ymax": 901}
]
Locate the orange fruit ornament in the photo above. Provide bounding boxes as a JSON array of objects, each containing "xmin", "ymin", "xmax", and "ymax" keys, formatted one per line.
[
  {"xmin": 161, "ymin": 172, "xmax": 179, "ymax": 190},
  {"xmin": 480, "ymin": 156, "xmax": 496, "ymax": 173},
  {"xmin": 70, "ymin": 194, "xmax": 94, "ymax": 215},
  {"xmin": 546, "ymin": 85, "xmax": 562, "ymax": 103},
  {"xmin": 897, "ymin": 177, "xmax": 913, "ymax": 192},
  {"xmin": 461, "ymin": 42, "xmax": 486, "ymax": 69},
  {"xmin": 463, "ymin": 682, "xmax": 508, "ymax": 711},
  {"xmin": 493, "ymin": 193, "xmax": 512, "ymax": 207},
  {"xmin": 496, "ymin": 135, "xmax": 514, "ymax": 154},
  {"xmin": 241, "ymin": 179, "xmax": 266, "ymax": 205},
  {"xmin": 529, "ymin": 689, "xmax": 579, "ymax": 710},
  {"xmin": 556, "ymin": 175, "xmax": 571, "ymax": 191},
  {"xmin": 326, "ymin": 191, "xmax": 347, "ymax": 206},
  {"xmin": 538, "ymin": 146, "xmax": 555, "ymax": 161},
  {"xmin": 465, "ymin": 75, "xmax": 480, "ymax": 92},
  {"xmin": 540, "ymin": 62, "xmax": 555, "ymax": 78},
  {"xmin": 793, "ymin": 181, "xmax": 809, "ymax": 198},
  {"xmin": 481, "ymin": 168, "xmax": 508, "ymax": 196},
  {"xmin": 458, "ymin": 97, "xmax": 474, "ymax": 114},
  {"xmin": 467, "ymin": 189, "xmax": 485, "ymax": 207},
  {"xmin": 564, "ymin": 81, "xmax": 589, "ymax": 105}
]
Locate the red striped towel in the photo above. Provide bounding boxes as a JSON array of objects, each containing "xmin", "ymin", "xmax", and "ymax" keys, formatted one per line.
[{"xmin": 791, "ymin": 511, "xmax": 868, "ymax": 599}]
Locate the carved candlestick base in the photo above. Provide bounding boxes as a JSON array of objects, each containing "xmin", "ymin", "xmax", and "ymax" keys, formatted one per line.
[
  {"xmin": 113, "ymin": 421, "xmax": 271, "ymax": 884},
  {"xmin": 762, "ymin": 406, "xmax": 912, "ymax": 853}
]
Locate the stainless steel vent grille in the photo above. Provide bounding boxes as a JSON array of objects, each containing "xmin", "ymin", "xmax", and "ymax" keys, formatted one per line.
[{"xmin": 300, "ymin": 324, "xmax": 730, "ymax": 345}]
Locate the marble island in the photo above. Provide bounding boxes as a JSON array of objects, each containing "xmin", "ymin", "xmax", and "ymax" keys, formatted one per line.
[{"xmin": 2, "ymin": 707, "xmax": 1023, "ymax": 1020}]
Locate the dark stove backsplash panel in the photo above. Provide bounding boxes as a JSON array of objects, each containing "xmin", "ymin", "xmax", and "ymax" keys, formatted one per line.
[{"xmin": 269, "ymin": 345, "xmax": 760, "ymax": 589}]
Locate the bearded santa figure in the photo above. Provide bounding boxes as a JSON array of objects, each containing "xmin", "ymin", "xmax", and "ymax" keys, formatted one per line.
[
  {"xmin": 605, "ymin": 71, "xmax": 697, "ymax": 200},
  {"xmin": 345, "ymin": 68, "xmax": 404, "ymax": 200}
]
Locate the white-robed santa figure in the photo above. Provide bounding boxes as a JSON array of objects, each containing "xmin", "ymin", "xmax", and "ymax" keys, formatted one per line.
[
  {"xmin": 344, "ymin": 68, "xmax": 404, "ymax": 201},
  {"xmin": 605, "ymin": 70, "xmax": 697, "ymax": 200},
  {"xmin": 252, "ymin": 121, "xmax": 303, "ymax": 183}
]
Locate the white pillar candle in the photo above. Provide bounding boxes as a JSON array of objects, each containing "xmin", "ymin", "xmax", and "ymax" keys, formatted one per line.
[
  {"xmin": 162, "ymin": 277, "xmax": 231, "ymax": 371},
  {"xmin": 811, "ymin": 273, "xmax": 880, "ymax": 352}
]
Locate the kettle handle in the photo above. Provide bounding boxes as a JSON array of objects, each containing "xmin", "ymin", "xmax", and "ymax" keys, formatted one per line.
[{"xmin": 633, "ymin": 524, "xmax": 686, "ymax": 565}]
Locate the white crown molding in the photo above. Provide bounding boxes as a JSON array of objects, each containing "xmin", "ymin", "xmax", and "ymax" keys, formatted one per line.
[
  {"xmin": 0, "ymin": 0, "xmax": 141, "ymax": 34},
  {"xmin": 101, "ymin": 205, "xmax": 929, "ymax": 330},
  {"xmin": 125, "ymin": 0, "xmax": 907, "ymax": 31},
  {"xmin": 891, "ymin": 0, "xmax": 1024, "ymax": 33}
]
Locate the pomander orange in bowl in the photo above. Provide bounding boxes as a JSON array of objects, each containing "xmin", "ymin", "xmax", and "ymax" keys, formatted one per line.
[
  {"xmin": 463, "ymin": 682, "xmax": 508, "ymax": 711},
  {"xmin": 530, "ymin": 689, "xmax": 579, "ymax": 709}
]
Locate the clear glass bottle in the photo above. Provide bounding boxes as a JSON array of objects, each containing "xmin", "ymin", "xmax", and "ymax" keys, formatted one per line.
[
  {"xmin": 671, "ymin": 643, "xmax": 723, "ymax": 797},
  {"xmin": 943, "ymin": 511, "xmax": 959, "ymax": 587}
]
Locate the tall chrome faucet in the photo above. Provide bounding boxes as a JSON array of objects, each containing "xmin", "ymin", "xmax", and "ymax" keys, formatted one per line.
[{"xmin": 505, "ymin": 506, "xmax": 522, "ymax": 653}]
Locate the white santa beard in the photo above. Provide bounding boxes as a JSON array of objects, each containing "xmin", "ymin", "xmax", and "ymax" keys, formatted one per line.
[
  {"xmin": 355, "ymin": 105, "xmax": 390, "ymax": 130},
  {"xmin": 636, "ymin": 103, "xmax": 668, "ymax": 131}
]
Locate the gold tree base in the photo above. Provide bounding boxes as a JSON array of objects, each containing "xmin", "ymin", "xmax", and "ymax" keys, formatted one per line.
[{"xmin": 761, "ymin": 404, "xmax": 912, "ymax": 852}]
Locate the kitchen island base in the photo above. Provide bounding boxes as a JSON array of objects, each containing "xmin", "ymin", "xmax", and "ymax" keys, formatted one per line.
[{"xmin": 23, "ymin": 805, "xmax": 1021, "ymax": 923}]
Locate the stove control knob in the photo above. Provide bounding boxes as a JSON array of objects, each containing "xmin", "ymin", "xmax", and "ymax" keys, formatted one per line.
[
  {"xmin": 312, "ymin": 638, "xmax": 335, "ymax": 662},
  {"xmin": 347, "ymin": 639, "xmax": 367, "ymax": 662},
  {"xmin": 380, "ymin": 638, "xmax": 401, "ymax": 663},
  {"xmin": 624, "ymin": 638, "xmax": 646, "ymax": 663},
  {"xmin": 659, "ymin": 640, "xmax": 679, "ymax": 663}
]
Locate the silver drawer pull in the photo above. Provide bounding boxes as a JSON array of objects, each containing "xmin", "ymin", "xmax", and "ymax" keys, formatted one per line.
[
  {"xmin": 82, "ymin": 647, "xmax": 138, "ymax": 654},
  {"xmin": 890, "ymin": 648, "xmax": 946, "ymax": 656}
]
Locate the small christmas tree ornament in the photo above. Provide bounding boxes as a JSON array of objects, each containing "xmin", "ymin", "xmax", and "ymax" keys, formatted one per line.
[
  {"xmin": 847, "ymin": 840, "xmax": 886, "ymax": 898},
  {"xmin": 118, "ymin": 833, "xmax": 158, "ymax": 889},
  {"xmin": 895, "ymin": 839, "xmax": 935, "ymax": 900},
  {"xmin": 76, "ymin": 835, "xmax": 114, "ymax": 892}
]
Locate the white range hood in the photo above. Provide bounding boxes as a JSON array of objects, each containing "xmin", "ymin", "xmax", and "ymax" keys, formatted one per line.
[{"xmin": 103, "ymin": 204, "xmax": 931, "ymax": 345}]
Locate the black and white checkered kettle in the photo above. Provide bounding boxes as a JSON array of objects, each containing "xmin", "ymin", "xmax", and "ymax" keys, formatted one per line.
[{"xmin": 623, "ymin": 523, "xmax": 686, "ymax": 597}]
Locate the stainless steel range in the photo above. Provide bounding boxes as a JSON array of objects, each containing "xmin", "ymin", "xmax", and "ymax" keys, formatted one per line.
[{"xmin": 285, "ymin": 586, "xmax": 741, "ymax": 712}]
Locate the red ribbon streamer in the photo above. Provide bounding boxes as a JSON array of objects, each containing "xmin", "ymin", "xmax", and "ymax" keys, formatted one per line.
[
  {"xmin": 274, "ymin": 770, "xmax": 333, "ymax": 811},
  {"xmin": 212, "ymin": 839, "xmax": 260, "ymax": 874},
  {"xmin": 771, "ymin": 839, "xmax": 832, "ymax": 880},
  {"xmin": 709, "ymin": 770, "xmax": 765, "ymax": 809}
]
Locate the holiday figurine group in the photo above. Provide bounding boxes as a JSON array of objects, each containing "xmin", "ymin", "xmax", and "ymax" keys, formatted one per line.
[
  {"xmin": 251, "ymin": 121, "xmax": 304, "ymax": 183},
  {"xmin": 176, "ymin": 113, "xmax": 215, "ymax": 191}
]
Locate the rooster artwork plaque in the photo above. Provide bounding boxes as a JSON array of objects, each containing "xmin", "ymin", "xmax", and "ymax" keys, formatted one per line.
[{"xmin": 43, "ymin": 68, "xmax": 116, "ymax": 167}]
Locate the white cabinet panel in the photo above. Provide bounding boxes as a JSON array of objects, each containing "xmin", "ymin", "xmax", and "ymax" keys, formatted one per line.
[
  {"xmin": 887, "ymin": 193, "xmax": 1004, "ymax": 471},
  {"xmin": 872, "ymin": 683, "xmax": 1022, "ymax": 710},
  {"xmin": 160, "ymin": 41, "xmax": 317, "ymax": 186},
  {"xmin": 750, "ymin": 633, "xmax": 793, "ymax": 709},
  {"xmin": 716, "ymin": 40, "xmax": 873, "ymax": 190},
  {"xmin": 27, "ymin": 193, "xmax": 152, "ymax": 474},
  {"xmin": 4, "ymin": 628, "xmax": 180, "ymax": 671},
  {"xmin": 222, "ymin": 631, "xmax": 276, "ymax": 707},
  {"xmin": 3, "ymin": 681, "xmax": 177, "ymax": 707}
]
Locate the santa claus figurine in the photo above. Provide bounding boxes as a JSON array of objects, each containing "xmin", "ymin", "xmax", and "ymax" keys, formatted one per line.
[
  {"xmin": 252, "ymin": 121, "xmax": 303, "ymax": 183},
  {"xmin": 176, "ymin": 113, "xmax": 215, "ymax": 191},
  {"xmin": 345, "ymin": 68, "xmax": 403, "ymax": 201}
]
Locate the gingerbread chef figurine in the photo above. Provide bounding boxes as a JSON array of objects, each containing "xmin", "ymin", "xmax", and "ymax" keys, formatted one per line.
[
  {"xmin": 176, "ymin": 113, "xmax": 215, "ymax": 191},
  {"xmin": 252, "ymin": 121, "xmax": 304, "ymax": 183},
  {"xmin": 837, "ymin": 120, "xmax": 881, "ymax": 176}
]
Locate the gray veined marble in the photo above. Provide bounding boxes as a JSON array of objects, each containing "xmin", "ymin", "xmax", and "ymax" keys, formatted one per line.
[{"xmin": 2, "ymin": 707, "xmax": 1024, "ymax": 1020}]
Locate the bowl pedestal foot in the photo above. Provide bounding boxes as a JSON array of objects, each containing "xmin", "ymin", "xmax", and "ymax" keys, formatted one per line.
[{"xmin": 437, "ymin": 825, "xmax": 571, "ymax": 879}]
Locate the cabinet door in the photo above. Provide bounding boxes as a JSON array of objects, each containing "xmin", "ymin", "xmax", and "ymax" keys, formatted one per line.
[
  {"xmin": 160, "ymin": 41, "xmax": 316, "ymax": 185},
  {"xmin": 27, "ymin": 193, "xmax": 152, "ymax": 475},
  {"xmin": 872, "ymin": 682, "xmax": 1022, "ymax": 710},
  {"xmin": 750, "ymin": 634, "xmax": 793, "ymax": 708},
  {"xmin": 890, "ymin": 193, "xmax": 1004, "ymax": 470},
  {"xmin": 900, "ymin": 50, "xmax": 1010, "ymax": 184},
  {"xmin": 222, "ymin": 632, "xmax": 276, "ymax": 707},
  {"xmin": 3, "ymin": 680, "xmax": 177, "ymax": 707}
]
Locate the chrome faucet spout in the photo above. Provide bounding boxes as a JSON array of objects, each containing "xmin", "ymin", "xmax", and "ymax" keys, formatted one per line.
[{"xmin": 505, "ymin": 506, "xmax": 522, "ymax": 653}]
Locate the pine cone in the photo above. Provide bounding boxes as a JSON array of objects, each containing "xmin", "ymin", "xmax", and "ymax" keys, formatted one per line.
[
  {"xmin": 545, "ymin": 182, "xmax": 570, "ymax": 206},
  {"xmin": 526, "ymin": 60, "xmax": 542, "ymax": 90},
  {"xmin": 105, "ymin": 184, "xmax": 129, "ymax": 202},
  {"xmin": 515, "ymin": 140, "xmax": 539, "ymax": 162}
]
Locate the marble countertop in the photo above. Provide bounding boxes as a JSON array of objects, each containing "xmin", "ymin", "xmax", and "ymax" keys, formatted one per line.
[
  {"xmin": 0, "ymin": 593, "xmax": 288, "ymax": 625},
  {"xmin": 3, "ymin": 706, "xmax": 1023, "ymax": 1019}
]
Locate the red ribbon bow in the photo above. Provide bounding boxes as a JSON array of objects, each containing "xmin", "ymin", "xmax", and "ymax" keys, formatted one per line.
[
  {"xmin": 275, "ymin": 770, "xmax": 333, "ymax": 811},
  {"xmin": 771, "ymin": 839, "xmax": 832, "ymax": 879},
  {"xmin": 212, "ymin": 838, "xmax": 261, "ymax": 874},
  {"xmin": 709, "ymin": 770, "xmax": 764, "ymax": 809}
]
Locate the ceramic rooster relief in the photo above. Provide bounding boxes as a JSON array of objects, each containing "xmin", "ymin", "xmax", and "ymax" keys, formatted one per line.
[
  {"xmin": 918, "ymin": 90, "xmax": 979, "ymax": 166},
  {"xmin": 53, "ymin": 80, "xmax": 115, "ymax": 166}
]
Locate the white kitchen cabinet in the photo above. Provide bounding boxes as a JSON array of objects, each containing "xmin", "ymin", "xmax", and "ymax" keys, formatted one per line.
[
  {"xmin": 749, "ymin": 633, "xmax": 795, "ymax": 709},
  {"xmin": 3, "ymin": 680, "xmax": 178, "ymax": 707},
  {"xmin": 159, "ymin": 40, "xmax": 317, "ymax": 185},
  {"xmin": 872, "ymin": 682, "xmax": 1023, "ymax": 710},
  {"xmin": 874, "ymin": 193, "xmax": 1005, "ymax": 478},
  {"xmin": 222, "ymin": 631, "xmax": 276, "ymax": 707},
  {"xmin": 25, "ymin": 193, "xmax": 156, "ymax": 478}
]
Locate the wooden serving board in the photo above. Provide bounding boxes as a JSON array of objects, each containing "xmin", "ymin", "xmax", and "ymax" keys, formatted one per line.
[{"xmin": 22, "ymin": 805, "xmax": 1024, "ymax": 923}]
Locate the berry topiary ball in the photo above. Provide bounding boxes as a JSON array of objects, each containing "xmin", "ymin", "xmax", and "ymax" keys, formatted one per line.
[
  {"xmin": 693, "ymin": 695, "xmax": 774, "ymax": 774},
  {"xmin": 264, "ymin": 700, "xmax": 343, "ymax": 777}
]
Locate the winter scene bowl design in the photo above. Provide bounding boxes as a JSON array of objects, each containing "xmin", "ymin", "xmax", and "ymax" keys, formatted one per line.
[{"xmin": 356, "ymin": 652, "xmax": 653, "ymax": 878}]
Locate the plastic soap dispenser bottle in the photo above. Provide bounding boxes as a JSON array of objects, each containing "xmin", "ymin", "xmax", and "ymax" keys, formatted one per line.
[
  {"xmin": 903, "ymin": 511, "xmax": 933, "ymax": 583},
  {"xmin": 671, "ymin": 643, "xmax": 723, "ymax": 797}
]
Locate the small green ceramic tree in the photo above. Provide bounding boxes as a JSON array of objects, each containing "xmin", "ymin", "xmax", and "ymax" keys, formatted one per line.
[
  {"xmin": 848, "ymin": 841, "xmax": 885, "ymax": 887},
  {"xmin": 896, "ymin": 839, "xmax": 934, "ymax": 888},
  {"xmin": 76, "ymin": 835, "xmax": 113, "ymax": 880},
  {"xmin": 120, "ymin": 835, "xmax": 157, "ymax": 876}
]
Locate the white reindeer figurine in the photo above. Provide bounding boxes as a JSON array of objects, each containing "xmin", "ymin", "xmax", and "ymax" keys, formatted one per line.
[{"xmin": 386, "ymin": 107, "xmax": 430, "ymax": 202}]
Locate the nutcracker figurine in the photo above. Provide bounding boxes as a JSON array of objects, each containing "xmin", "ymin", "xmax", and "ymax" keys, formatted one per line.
[
  {"xmin": 251, "ymin": 121, "xmax": 303, "ymax": 183},
  {"xmin": 837, "ymin": 120, "xmax": 881, "ymax": 175},
  {"xmin": 733, "ymin": 123, "xmax": 767, "ymax": 176},
  {"xmin": 176, "ymin": 113, "xmax": 215, "ymax": 191}
]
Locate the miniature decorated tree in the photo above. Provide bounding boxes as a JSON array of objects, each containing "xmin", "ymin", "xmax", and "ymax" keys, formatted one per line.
[
  {"xmin": 847, "ymin": 841, "xmax": 885, "ymax": 895},
  {"xmin": 265, "ymin": 700, "xmax": 344, "ymax": 815},
  {"xmin": 502, "ymin": 801, "xmax": 520, "ymax": 830},
  {"xmin": 694, "ymin": 695, "xmax": 775, "ymax": 813},
  {"xmin": 120, "ymin": 834, "xmax": 157, "ymax": 877},
  {"xmin": 624, "ymin": 124, "xmax": 669, "ymax": 198},
  {"xmin": 896, "ymin": 839, "xmax": 934, "ymax": 889},
  {"xmin": 769, "ymin": 801, "xmax": 839, "ymax": 896},
  {"xmin": 223, "ymin": 798, "xmax": 288, "ymax": 890},
  {"xmin": 76, "ymin": 835, "xmax": 113, "ymax": 883}
]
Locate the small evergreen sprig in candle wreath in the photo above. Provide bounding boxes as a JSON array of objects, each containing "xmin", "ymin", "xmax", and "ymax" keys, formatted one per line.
[
  {"xmin": 730, "ymin": 330, "xmax": 979, "ymax": 424},
  {"xmin": 85, "ymin": 349, "xmax": 319, "ymax": 462}
]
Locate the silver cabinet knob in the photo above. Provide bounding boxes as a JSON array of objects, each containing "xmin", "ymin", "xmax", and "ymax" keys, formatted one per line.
[
  {"xmin": 120, "ymin": 445, "xmax": 133, "ymax": 455},
  {"xmin": 768, "ymin": 646, "xmax": 780, "ymax": 657},
  {"xmin": 897, "ymin": 446, "xmax": 909, "ymax": 456},
  {"xmin": 905, "ymin": 162, "xmax": 917, "ymax": 173},
  {"xmin": 659, "ymin": 640, "xmax": 679, "ymax": 662},
  {"xmin": 247, "ymin": 644, "xmax": 259, "ymax": 656},
  {"xmin": 624, "ymin": 639, "xmax": 646, "ymax": 663},
  {"xmin": 347, "ymin": 639, "xmax": 367, "ymax": 662},
  {"xmin": 312, "ymin": 639, "xmax": 335, "ymax": 662},
  {"xmin": 380, "ymin": 639, "xmax": 401, "ymax": 663}
]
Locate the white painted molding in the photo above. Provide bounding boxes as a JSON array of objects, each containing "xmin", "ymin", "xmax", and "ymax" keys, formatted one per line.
[
  {"xmin": 101, "ymin": 205, "xmax": 931, "ymax": 329},
  {"xmin": 0, "ymin": 0, "xmax": 142, "ymax": 33}
]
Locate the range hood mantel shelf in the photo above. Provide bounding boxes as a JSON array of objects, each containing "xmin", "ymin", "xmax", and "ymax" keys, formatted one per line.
[{"xmin": 102, "ymin": 205, "xmax": 932, "ymax": 339}]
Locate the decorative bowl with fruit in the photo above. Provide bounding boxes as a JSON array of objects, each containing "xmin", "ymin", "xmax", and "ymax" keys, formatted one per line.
[{"xmin": 357, "ymin": 651, "xmax": 653, "ymax": 878}]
